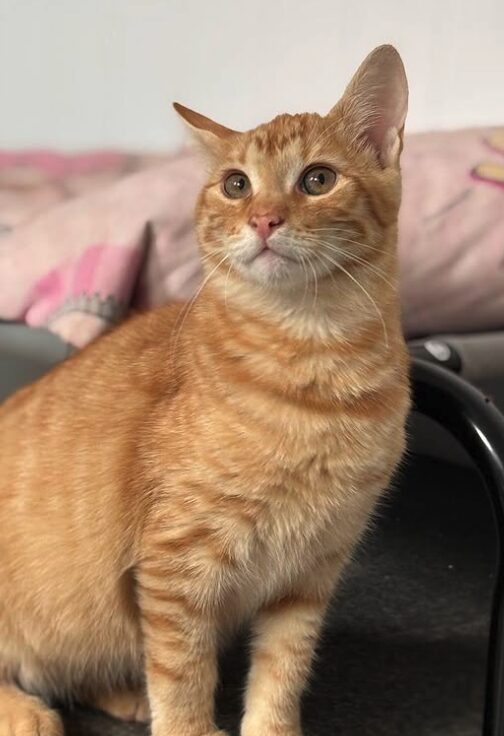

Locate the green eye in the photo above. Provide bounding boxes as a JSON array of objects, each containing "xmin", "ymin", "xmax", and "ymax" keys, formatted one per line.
[
  {"xmin": 223, "ymin": 171, "xmax": 251, "ymax": 199},
  {"xmin": 300, "ymin": 166, "xmax": 337, "ymax": 196}
]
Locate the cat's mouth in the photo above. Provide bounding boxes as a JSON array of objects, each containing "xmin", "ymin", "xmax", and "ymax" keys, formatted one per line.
[
  {"xmin": 230, "ymin": 232, "xmax": 311, "ymax": 287},
  {"xmin": 245, "ymin": 242, "xmax": 299, "ymax": 266}
]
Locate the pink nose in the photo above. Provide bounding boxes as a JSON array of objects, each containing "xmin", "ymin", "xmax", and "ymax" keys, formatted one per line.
[{"xmin": 249, "ymin": 213, "xmax": 284, "ymax": 240}]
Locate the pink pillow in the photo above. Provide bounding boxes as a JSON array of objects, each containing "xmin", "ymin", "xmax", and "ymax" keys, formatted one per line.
[{"xmin": 399, "ymin": 127, "xmax": 504, "ymax": 336}]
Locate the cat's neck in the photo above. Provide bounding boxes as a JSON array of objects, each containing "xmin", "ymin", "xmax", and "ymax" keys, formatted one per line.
[
  {"xmin": 186, "ymin": 277, "xmax": 401, "ymax": 406},
  {"xmin": 197, "ymin": 267, "xmax": 396, "ymax": 347}
]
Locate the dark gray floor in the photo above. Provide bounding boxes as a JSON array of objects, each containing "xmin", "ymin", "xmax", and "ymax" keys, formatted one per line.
[{"xmin": 61, "ymin": 453, "xmax": 496, "ymax": 736}]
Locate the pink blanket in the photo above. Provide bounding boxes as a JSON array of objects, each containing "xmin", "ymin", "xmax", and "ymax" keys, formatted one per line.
[
  {"xmin": 1, "ymin": 129, "xmax": 503, "ymax": 347},
  {"xmin": 0, "ymin": 149, "xmax": 203, "ymax": 347}
]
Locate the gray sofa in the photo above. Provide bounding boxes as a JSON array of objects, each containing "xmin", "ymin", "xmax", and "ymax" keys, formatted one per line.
[{"xmin": 0, "ymin": 322, "xmax": 71, "ymax": 401}]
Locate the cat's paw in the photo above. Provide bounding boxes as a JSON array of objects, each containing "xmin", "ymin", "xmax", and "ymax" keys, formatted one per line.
[
  {"xmin": 0, "ymin": 700, "xmax": 63, "ymax": 736},
  {"xmin": 242, "ymin": 723, "xmax": 302, "ymax": 736},
  {"xmin": 244, "ymin": 732, "xmax": 301, "ymax": 736},
  {"xmin": 153, "ymin": 730, "xmax": 228, "ymax": 736}
]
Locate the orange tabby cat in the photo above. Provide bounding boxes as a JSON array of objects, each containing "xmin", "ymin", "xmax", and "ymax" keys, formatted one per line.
[{"xmin": 0, "ymin": 45, "xmax": 410, "ymax": 736}]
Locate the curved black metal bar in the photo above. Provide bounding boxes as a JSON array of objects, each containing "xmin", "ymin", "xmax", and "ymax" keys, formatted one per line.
[{"xmin": 411, "ymin": 358, "xmax": 504, "ymax": 736}]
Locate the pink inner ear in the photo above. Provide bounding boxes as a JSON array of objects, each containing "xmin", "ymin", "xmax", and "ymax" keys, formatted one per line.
[
  {"xmin": 340, "ymin": 48, "xmax": 408, "ymax": 162},
  {"xmin": 366, "ymin": 117, "xmax": 390, "ymax": 153},
  {"xmin": 364, "ymin": 85, "xmax": 406, "ymax": 159}
]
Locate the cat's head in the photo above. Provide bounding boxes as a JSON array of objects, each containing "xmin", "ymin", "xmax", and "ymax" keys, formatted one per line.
[{"xmin": 175, "ymin": 45, "xmax": 407, "ymax": 296}]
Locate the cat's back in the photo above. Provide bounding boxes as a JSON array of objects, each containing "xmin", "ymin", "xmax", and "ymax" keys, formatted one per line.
[
  {"xmin": 0, "ymin": 301, "xmax": 185, "ymax": 532},
  {"xmin": 0, "ymin": 302, "xmax": 184, "ymax": 430}
]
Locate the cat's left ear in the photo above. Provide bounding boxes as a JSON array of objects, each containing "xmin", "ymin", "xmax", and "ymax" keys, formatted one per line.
[
  {"xmin": 173, "ymin": 103, "xmax": 237, "ymax": 158},
  {"xmin": 330, "ymin": 45, "xmax": 408, "ymax": 168}
]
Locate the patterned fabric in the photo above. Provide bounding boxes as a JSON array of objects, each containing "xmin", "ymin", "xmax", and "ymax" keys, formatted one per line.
[
  {"xmin": 0, "ymin": 149, "xmax": 203, "ymax": 347},
  {"xmin": 0, "ymin": 128, "xmax": 503, "ymax": 347}
]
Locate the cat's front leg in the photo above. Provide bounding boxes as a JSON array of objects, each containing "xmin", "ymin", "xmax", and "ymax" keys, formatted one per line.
[
  {"xmin": 241, "ymin": 552, "xmax": 348, "ymax": 736},
  {"xmin": 137, "ymin": 557, "xmax": 227, "ymax": 736}
]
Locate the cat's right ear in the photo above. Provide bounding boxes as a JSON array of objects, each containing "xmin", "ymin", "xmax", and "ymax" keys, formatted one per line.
[
  {"xmin": 329, "ymin": 45, "xmax": 408, "ymax": 168},
  {"xmin": 173, "ymin": 103, "xmax": 237, "ymax": 160}
]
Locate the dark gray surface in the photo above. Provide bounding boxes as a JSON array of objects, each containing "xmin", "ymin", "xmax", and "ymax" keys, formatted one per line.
[
  {"xmin": 60, "ymin": 455, "xmax": 494, "ymax": 736},
  {"xmin": 0, "ymin": 322, "xmax": 70, "ymax": 400}
]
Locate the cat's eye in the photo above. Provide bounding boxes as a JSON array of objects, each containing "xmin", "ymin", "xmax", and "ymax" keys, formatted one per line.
[
  {"xmin": 300, "ymin": 166, "xmax": 337, "ymax": 196},
  {"xmin": 223, "ymin": 171, "xmax": 251, "ymax": 199}
]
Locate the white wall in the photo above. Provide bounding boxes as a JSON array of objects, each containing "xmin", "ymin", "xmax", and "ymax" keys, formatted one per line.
[{"xmin": 0, "ymin": 0, "xmax": 503, "ymax": 151}]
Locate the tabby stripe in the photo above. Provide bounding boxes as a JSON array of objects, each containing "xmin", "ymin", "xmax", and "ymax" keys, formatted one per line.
[
  {"xmin": 139, "ymin": 587, "xmax": 201, "ymax": 617},
  {"xmin": 142, "ymin": 610, "xmax": 191, "ymax": 635},
  {"xmin": 148, "ymin": 658, "xmax": 185, "ymax": 682}
]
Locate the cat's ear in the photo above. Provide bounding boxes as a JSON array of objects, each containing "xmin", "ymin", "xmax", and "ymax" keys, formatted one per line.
[
  {"xmin": 173, "ymin": 102, "xmax": 237, "ymax": 158},
  {"xmin": 330, "ymin": 45, "xmax": 408, "ymax": 167}
]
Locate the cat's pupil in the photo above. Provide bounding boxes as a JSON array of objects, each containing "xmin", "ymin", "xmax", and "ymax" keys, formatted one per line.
[
  {"xmin": 236, "ymin": 178, "xmax": 245, "ymax": 189},
  {"xmin": 317, "ymin": 173, "xmax": 325, "ymax": 185}
]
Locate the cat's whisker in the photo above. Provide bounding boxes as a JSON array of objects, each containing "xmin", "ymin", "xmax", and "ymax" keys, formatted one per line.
[
  {"xmin": 300, "ymin": 254, "xmax": 309, "ymax": 310},
  {"xmin": 299, "ymin": 235, "xmax": 394, "ymax": 288},
  {"xmin": 314, "ymin": 250, "xmax": 388, "ymax": 348},
  {"xmin": 170, "ymin": 252, "xmax": 230, "ymax": 355},
  {"xmin": 308, "ymin": 229, "xmax": 383, "ymax": 253},
  {"xmin": 297, "ymin": 225, "xmax": 383, "ymax": 252},
  {"xmin": 198, "ymin": 252, "xmax": 222, "ymax": 268},
  {"xmin": 302, "ymin": 252, "xmax": 315, "ymax": 310},
  {"xmin": 323, "ymin": 250, "xmax": 392, "ymax": 288},
  {"xmin": 337, "ymin": 250, "xmax": 395, "ymax": 288},
  {"xmin": 308, "ymin": 257, "xmax": 319, "ymax": 313},
  {"xmin": 288, "ymin": 235, "xmax": 311, "ymax": 309},
  {"xmin": 301, "ymin": 232, "xmax": 388, "ymax": 271},
  {"xmin": 224, "ymin": 260, "xmax": 234, "ymax": 310}
]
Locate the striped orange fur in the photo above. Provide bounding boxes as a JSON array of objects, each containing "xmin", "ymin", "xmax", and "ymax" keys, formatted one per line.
[{"xmin": 0, "ymin": 46, "xmax": 410, "ymax": 736}]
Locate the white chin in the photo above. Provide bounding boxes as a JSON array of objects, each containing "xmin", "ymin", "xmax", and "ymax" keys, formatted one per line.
[{"xmin": 241, "ymin": 250, "xmax": 303, "ymax": 286}]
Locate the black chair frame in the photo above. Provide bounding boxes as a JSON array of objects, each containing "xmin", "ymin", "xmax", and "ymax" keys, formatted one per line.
[{"xmin": 412, "ymin": 358, "xmax": 504, "ymax": 736}]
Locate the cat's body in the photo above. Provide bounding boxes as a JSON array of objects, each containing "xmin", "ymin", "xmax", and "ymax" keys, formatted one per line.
[{"xmin": 0, "ymin": 46, "xmax": 410, "ymax": 736}]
